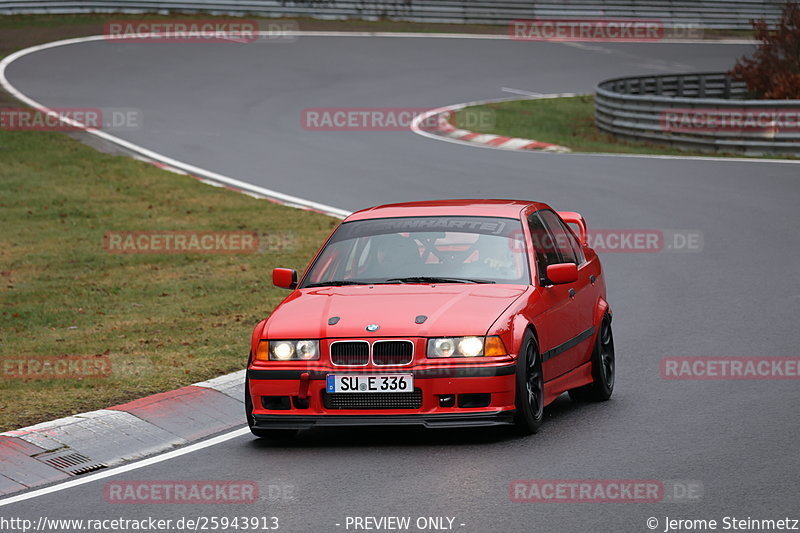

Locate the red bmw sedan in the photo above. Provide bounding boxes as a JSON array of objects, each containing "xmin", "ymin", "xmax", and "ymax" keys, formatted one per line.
[{"xmin": 246, "ymin": 199, "xmax": 614, "ymax": 437}]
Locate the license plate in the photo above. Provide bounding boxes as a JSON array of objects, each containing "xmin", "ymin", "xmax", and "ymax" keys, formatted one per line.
[{"xmin": 326, "ymin": 374, "xmax": 414, "ymax": 393}]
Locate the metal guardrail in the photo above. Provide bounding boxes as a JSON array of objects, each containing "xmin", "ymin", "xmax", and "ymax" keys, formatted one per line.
[
  {"xmin": 0, "ymin": 0, "xmax": 787, "ymax": 30},
  {"xmin": 595, "ymin": 72, "xmax": 800, "ymax": 156}
]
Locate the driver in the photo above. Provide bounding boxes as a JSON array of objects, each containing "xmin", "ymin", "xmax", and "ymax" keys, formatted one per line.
[{"xmin": 364, "ymin": 234, "xmax": 421, "ymax": 278}]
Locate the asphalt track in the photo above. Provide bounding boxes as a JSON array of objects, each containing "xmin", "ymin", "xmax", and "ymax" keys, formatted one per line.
[{"xmin": 4, "ymin": 35, "xmax": 800, "ymax": 532}]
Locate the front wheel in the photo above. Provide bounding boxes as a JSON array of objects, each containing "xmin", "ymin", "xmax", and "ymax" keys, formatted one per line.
[
  {"xmin": 514, "ymin": 332, "xmax": 544, "ymax": 435},
  {"xmin": 569, "ymin": 315, "xmax": 615, "ymax": 402}
]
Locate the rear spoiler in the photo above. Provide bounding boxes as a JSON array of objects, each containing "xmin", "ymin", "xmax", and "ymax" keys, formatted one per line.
[{"xmin": 557, "ymin": 211, "xmax": 587, "ymax": 246}]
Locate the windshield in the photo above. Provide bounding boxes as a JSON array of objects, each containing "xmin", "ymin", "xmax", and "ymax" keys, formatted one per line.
[{"xmin": 300, "ymin": 216, "xmax": 530, "ymax": 286}]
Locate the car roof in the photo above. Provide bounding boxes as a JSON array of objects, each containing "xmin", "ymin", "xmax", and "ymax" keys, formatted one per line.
[{"xmin": 345, "ymin": 199, "xmax": 550, "ymax": 221}]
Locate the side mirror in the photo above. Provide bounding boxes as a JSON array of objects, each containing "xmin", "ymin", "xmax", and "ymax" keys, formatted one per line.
[
  {"xmin": 546, "ymin": 263, "xmax": 578, "ymax": 285},
  {"xmin": 273, "ymin": 268, "xmax": 297, "ymax": 289}
]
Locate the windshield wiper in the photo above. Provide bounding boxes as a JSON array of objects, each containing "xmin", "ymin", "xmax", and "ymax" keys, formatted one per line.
[
  {"xmin": 303, "ymin": 280, "xmax": 372, "ymax": 288},
  {"xmin": 385, "ymin": 276, "xmax": 495, "ymax": 284}
]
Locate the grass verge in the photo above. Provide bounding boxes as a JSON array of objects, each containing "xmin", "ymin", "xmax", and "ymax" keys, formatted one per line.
[
  {"xmin": 0, "ymin": 129, "xmax": 338, "ymax": 431},
  {"xmin": 452, "ymin": 96, "xmax": 796, "ymax": 159}
]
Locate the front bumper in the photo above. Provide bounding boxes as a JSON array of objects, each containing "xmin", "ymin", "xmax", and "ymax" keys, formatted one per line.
[
  {"xmin": 247, "ymin": 362, "xmax": 517, "ymax": 427},
  {"xmin": 252, "ymin": 411, "xmax": 516, "ymax": 430}
]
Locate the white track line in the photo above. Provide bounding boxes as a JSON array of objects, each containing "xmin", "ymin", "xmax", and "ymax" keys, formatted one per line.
[
  {"xmin": 501, "ymin": 87, "xmax": 547, "ymax": 97},
  {"xmin": 0, "ymin": 35, "xmax": 351, "ymax": 219},
  {"xmin": 0, "ymin": 427, "xmax": 251, "ymax": 507}
]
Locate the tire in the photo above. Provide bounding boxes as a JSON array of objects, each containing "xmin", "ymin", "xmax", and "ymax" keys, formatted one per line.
[
  {"xmin": 245, "ymin": 375, "xmax": 299, "ymax": 440},
  {"xmin": 569, "ymin": 315, "xmax": 615, "ymax": 402},
  {"xmin": 514, "ymin": 331, "xmax": 544, "ymax": 435}
]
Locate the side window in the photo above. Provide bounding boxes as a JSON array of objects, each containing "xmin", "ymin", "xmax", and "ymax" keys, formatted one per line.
[
  {"xmin": 528, "ymin": 213, "xmax": 561, "ymax": 282},
  {"xmin": 557, "ymin": 220, "xmax": 586, "ymax": 265},
  {"xmin": 538, "ymin": 210, "xmax": 578, "ymax": 265}
]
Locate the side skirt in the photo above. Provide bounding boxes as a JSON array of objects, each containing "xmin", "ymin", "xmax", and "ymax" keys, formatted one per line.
[{"xmin": 543, "ymin": 361, "xmax": 593, "ymax": 406}]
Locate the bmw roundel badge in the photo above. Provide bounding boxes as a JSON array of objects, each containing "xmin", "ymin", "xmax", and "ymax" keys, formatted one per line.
[{"xmin": 366, "ymin": 324, "xmax": 380, "ymax": 332}]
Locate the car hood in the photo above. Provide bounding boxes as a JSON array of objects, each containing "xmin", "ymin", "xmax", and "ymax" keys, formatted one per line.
[{"xmin": 264, "ymin": 284, "xmax": 529, "ymax": 339}]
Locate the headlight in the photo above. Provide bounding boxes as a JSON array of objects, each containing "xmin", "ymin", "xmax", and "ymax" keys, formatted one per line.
[
  {"xmin": 427, "ymin": 336, "xmax": 507, "ymax": 358},
  {"xmin": 254, "ymin": 340, "xmax": 320, "ymax": 361}
]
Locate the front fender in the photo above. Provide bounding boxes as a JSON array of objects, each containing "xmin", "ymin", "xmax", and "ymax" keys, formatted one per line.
[
  {"xmin": 488, "ymin": 288, "xmax": 542, "ymax": 360},
  {"xmin": 250, "ymin": 319, "xmax": 269, "ymax": 356}
]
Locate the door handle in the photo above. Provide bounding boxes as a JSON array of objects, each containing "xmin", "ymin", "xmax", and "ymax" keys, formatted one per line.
[
  {"xmin": 568, "ymin": 288, "xmax": 576, "ymax": 299},
  {"xmin": 590, "ymin": 275, "xmax": 596, "ymax": 285}
]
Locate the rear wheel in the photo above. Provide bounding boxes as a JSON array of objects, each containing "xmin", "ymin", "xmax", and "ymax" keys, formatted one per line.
[
  {"xmin": 514, "ymin": 332, "xmax": 544, "ymax": 435},
  {"xmin": 245, "ymin": 375, "xmax": 298, "ymax": 440},
  {"xmin": 569, "ymin": 315, "xmax": 614, "ymax": 402}
]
